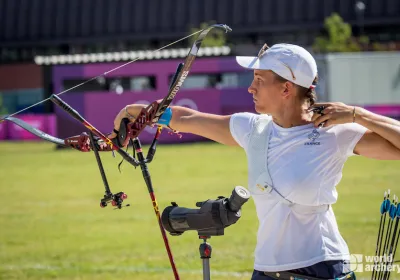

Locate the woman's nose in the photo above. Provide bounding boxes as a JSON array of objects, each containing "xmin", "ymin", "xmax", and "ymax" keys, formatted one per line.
[{"xmin": 248, "ymin": 84, "xmax": 256, "ymax": 95}]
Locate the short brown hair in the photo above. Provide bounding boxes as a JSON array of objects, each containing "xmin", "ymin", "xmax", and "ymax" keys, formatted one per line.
[{"xmin": 272, "ymin": 72, "xmax": 318, "ymax": 106}]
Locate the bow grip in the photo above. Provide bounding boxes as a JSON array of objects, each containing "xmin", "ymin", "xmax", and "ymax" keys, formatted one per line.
[
  {"xmin": 114, "ymin": 101, "xmax": 160, "ymax": 147},
  {"xmin": 112, "ymin": 117, "xmax": 130, "ymax": 147}
]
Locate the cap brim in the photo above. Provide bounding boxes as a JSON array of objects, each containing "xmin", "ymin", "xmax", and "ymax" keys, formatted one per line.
[
  {"xmin": 235, "ymin": 56, "xmax": 261, "ymax": 69},
  {"xmin": 236, "ymin": 55, "xmax": 291, "ymax": 81}
]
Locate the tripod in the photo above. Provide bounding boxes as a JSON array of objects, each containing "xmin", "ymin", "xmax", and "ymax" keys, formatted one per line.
[
  {"xmin": 162, "ymin": 185, "xmax": 251, "ymax": 279},
  {"xmin": 199, "ymin": 235, "xmax": 213, "ymax": 280}
]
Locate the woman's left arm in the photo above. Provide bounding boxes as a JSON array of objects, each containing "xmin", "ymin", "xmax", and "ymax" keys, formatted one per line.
[{"xmin": 310, "ymin": 102, "xmax": 400, "ymax": 160}]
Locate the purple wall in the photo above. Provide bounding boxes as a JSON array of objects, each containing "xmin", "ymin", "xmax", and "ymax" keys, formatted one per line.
[
  {"xmin": 52, "ymin": 57, "xmax": 255, "ymax": 143},
  {"xmin": 53, "ymin": 65, "xmax": 87, "ymax": 139},
  {"xmin": 362, "ymin": 105, "xmax": 400, "ymax": 118},
  {"xmin": 0, "ymin": 120, "xmax": 7, "ymax": 140}
]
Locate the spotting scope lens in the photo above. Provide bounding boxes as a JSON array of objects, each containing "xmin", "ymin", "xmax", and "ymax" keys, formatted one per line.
[{"xmin": 228, "ymin": 186, "xmax": 251, "ymax": 212}]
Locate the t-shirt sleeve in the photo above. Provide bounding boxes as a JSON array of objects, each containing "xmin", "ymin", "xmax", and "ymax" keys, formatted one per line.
[
  {"xmin": 229, "ymin": 112, "xmax": 258, "ymax": 150},
  {"xmin": 334, "ymin": 123, "xmax": 369, "ymax": 158}
]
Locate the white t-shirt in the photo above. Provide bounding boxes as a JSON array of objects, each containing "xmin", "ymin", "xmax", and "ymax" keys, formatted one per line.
[{"xmin": 229, "ymin": 112, "xmax": 368, "ymax": 272}]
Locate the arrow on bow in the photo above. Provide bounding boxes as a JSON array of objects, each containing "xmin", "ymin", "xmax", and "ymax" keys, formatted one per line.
[{"xmin": 1, "ymin": 23, "xmax": 232, "ymax": 280}]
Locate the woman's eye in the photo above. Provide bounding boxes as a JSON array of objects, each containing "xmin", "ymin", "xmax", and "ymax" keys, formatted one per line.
[{"xmin": 253, "ymin": 77, "xmax": 262, "ymax": 85}]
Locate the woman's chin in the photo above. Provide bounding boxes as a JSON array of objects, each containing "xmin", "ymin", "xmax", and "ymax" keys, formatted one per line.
[{"xmin": 254, "ymin": 104, "xmax": 269, "ymax": 114}]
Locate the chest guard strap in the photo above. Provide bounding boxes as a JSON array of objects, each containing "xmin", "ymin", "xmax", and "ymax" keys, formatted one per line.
[{"xmin": 247, "ymin": 116, "xmax": 329, "ymax": 214}]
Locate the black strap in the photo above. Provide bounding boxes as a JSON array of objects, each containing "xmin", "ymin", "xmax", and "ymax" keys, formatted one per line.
[
  {"xmin": 118, "ymin": 138, "xmax": 135, "ymax": 173},
  {"xmin": 262, "ymin": 270, "xmax": 355, "ymax": 280}
]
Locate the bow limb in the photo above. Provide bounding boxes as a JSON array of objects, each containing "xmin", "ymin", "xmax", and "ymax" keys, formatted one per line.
[
  {"xmin": 4, "ymin": 116, "xmax": 112, "ymax": 152},
  {"xmin": 154, "ymin": 24, "xmax": 232, "ymax": 121},
  {"xmin": 5, "ymin": 116, "xmax": 67, "ymax": 147}
]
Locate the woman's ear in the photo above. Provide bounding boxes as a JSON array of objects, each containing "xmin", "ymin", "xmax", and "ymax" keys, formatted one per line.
[{"xmin": 282, "ymin": 82, "xmax": 294, "ymax": 98}]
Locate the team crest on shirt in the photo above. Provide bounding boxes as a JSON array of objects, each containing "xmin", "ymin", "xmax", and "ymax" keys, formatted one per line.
[{"xmin": 305, "ymin": 129, "xmax": 321, "ymax": 145}]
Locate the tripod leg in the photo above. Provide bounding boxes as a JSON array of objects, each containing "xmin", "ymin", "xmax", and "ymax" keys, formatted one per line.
[{"xmin": 203, "ymin": 258, "xmax": 211, "ymax": 280}]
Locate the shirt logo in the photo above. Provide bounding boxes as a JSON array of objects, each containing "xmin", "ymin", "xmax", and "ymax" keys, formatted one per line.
[{"xmin": 305, "ymin": 129, "xmax": 321, "ymax": 145}]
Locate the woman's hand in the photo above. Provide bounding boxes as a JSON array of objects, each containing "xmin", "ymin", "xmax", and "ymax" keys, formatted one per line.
[
  {"xmin": 107, "ymin": 105, "xmax": 137, "ymax": 139},
  {"xmin": 107, "ymin": 102, "xmax": 158, "ymax": 139},
  {"xmin": 308, "ymin": 102, "xmax": 356, "ymax": 128}
]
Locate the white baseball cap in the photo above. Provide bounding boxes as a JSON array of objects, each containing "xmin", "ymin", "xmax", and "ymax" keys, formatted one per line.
[{"xmin": 236, "ymin": 43, "xmax": 318, "ymax": 89}]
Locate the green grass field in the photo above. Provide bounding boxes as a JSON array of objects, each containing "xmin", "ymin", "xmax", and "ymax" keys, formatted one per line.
[{"xmin": 1, "ymin": 141, "xmax": 400, "ymax": 280}]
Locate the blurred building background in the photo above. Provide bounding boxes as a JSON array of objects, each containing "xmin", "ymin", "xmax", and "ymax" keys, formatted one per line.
[{"xmin": 0, "ymin": 0, "xmax": 399, "ymax": 143}]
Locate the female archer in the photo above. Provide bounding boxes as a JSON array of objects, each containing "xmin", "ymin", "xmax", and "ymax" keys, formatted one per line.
[{"xmin": 109, "ymin": 43, "xmax": 400, "ymax": 280}]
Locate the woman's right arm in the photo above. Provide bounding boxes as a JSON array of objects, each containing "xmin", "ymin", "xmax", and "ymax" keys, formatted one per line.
[{"xmin": 110, "ymin": 104, "xmax": 239, "ymax": 146}]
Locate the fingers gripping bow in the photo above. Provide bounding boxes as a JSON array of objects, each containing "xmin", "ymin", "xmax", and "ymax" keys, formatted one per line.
[{"xmin": 115, "ymin": 100, "xmax": 161, "ymax": 147}]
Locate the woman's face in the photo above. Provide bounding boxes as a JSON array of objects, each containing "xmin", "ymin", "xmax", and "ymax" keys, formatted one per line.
[{"xmin": 248, "ymin": 70, "xmax": 287, "ymax": 114}]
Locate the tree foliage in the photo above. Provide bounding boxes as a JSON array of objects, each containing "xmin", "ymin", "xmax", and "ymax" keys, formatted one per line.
[
  {"xmin": 188, "ymin": 21, "xmax": 227, "ymax": 47},
  {"xmin": 313, "ymin": 13, "xmax": 369, "ymax": 53}
]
